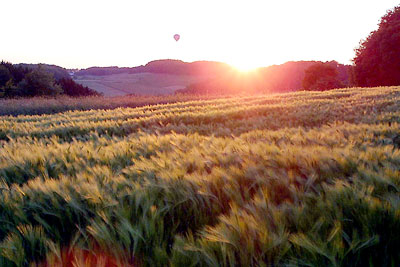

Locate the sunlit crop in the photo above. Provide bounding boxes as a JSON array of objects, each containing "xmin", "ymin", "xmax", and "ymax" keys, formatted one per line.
[{"xmin": 1, "ymin": 87, "xmax": 400, "ymax": 266}]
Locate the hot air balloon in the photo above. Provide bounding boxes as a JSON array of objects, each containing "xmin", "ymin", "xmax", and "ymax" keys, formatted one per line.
[{"xmin": 174, "ymin": 34, "xmax": 180, "ymax": 41}]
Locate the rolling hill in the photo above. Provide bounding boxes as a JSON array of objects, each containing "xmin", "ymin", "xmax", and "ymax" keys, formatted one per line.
[
  {"xmin": 73, "ymin": 72, "xmax": 210, "ymax": 96},
  {"xmin": 178, "ymin": 61, "xmax": 352, "ymax": 94},
  {"xmin": 73, "ymin": 60, "xmax": 230, "ymax": 96},
  {"xmin": 9, "ymin": 60, "xmax": 352, "ymax": 96},
  {"xmin": 74, "ymin": 60, "xmax": 353, "ymax": 96}
]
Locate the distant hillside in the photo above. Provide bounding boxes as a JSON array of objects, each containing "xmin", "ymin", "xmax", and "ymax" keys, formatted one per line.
[
  {"xmin": 73, "ymin": 60, "xmax": 233, "ymax": 96},
  {"xmin": 73, "ymin": 72, "xmax": 209, "ymax": 96},
  {"xmin": 74, "ymin": 60, "xmax": 352, "ymax": 96},
  {"xmin": 143, "ymin": 60, "xmax": 231, "ymax": 76},
  {"xmin": 75, "ymin": 60, "xmax": 231, "ymax": 77},
  {"xmin": 177, "ymin": 61, "xmax": 352, "ymax": 94}
]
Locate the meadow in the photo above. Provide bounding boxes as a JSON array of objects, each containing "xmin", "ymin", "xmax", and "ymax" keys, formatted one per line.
[
  {"xmin": 0, "ymin": 87, "xmax": 400, "ymax": 266},
  {"xmin": 73, "ymin": 73, "xmax": 210, "ymax": 96}
]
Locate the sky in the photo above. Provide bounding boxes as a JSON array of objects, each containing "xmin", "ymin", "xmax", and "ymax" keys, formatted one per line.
[{"xmin": 1, "ymin": 0, "xmax": 399, "ymax": 70}]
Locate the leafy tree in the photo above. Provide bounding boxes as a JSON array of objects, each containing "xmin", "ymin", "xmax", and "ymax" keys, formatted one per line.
[
  {"xmin": 18, "ymin": 63, "xmax": 70, "ymax": 80},
  {"xmin": 2, "ymin": 80, "xmax": 21, "ymax": 97},
  {"xmin": 0, "ymin": 65, "xmax": 12, "ymax": 87},
  {"xmin": 0, "ymin": 62, "xmax": 101, "ymax": 98},
  {"xmin": 1, "ymin": 61, "xmax": 29, "ymax": 85},
  {"xmin": 18, "ymin": 66, "xmax": 63, "ymax": 96},
  {"xmin": 353, "ymin": 5, "xmax": 400, "ymax": 86},
  {"xmin": 302, "ymin": 62, "xmax": 342, "ymax": 91}
]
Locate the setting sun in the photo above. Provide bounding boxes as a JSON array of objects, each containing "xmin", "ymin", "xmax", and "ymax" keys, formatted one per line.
[{"xmin": 229, "ymin": 60, "xmax": 261, "ymax": 72}]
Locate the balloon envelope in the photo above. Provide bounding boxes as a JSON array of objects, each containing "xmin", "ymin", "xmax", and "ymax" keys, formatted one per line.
[{"xmin": 174, "ymin": 34, "xmax": 180, "ymax": 41}]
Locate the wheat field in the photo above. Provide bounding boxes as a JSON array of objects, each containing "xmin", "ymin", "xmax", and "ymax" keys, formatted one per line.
[{"xmin": 0, "ymin": 87, "xmax": 400, "ymax": 266}]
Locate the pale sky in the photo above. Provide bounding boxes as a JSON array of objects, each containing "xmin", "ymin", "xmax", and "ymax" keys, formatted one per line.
[{"xmin": 1, "ymin": 0, "xmax": 398, "ymax": 70}]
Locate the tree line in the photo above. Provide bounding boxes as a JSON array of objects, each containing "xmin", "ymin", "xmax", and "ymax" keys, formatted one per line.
[
  {"xmin": 303, "ymin": 5, "xmax": 399, "ymax": 91},
  {"xmin": 0, "ymin": 62, "xmax": 100, "ymax": 98}
]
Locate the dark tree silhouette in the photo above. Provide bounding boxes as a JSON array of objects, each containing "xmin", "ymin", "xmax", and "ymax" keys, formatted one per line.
[
  {"xmin": 353, "ymin": 5, "xmax": 400, "ymax": 87},
  {"xmin": 0, "ymin": 61, "xmax": 29, "ymax": 85},
  {"xmin": 0, "ymin": 61, "xmax": 100, "ymax": 98},
  {"xmin": 0, "ymin": 65, "xmax": 12, "ymax": 87},
  {"xmin": 57, "ymin": 78, "xmax": 100, "ymax": 97},
  {"xmin": 302, "ymin": 62, "xmax": 342, "ymax": 91}
]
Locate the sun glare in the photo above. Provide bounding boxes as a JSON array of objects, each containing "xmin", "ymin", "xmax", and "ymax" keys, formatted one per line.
[{"xmin": 229, "ymin": 60, "xmax": 261, "ymax": 73}]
